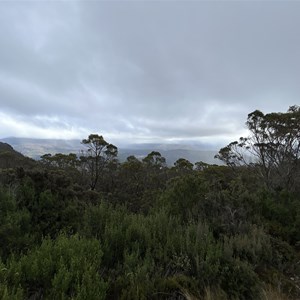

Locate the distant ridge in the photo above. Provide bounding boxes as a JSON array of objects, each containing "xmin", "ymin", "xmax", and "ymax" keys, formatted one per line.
[
  {"xmin": 1, "ymin": 137, "xmax": 220, "ymax": 165},
  {"xmin": 0, "ymin": 141, "xmax": 14, "ymax": 152},
  {"xmin": 1, "ymin": 137, "xmax": 82, "ymax": 160},
  {"xmin": 0, "ymin": 141, "xmax": 35, "ymax": 169}
]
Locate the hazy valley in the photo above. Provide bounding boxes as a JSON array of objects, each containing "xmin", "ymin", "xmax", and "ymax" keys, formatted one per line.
[{"xmin": 1, "ymin": 137, "xmax": 219, "ymax": 165}]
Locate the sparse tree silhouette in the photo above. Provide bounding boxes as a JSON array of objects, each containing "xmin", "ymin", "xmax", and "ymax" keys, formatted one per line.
[
  {"xmin": 215, "ymin": 105, "xmax": 300, "ymax": 190},
  {"xmin": 80, "ymin": 134, "xmax": 118, "ymax": 190}
]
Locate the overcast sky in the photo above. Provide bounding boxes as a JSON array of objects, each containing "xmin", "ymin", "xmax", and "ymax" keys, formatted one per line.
[{"xmin": 0, "ymin": 1, "xmax": 299, "ymax": 147}]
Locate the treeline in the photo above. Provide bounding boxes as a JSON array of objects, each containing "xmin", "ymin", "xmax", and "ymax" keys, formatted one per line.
[{"xmin": 0, "ymin": 107, "xmax": 299, "ymax": 299}]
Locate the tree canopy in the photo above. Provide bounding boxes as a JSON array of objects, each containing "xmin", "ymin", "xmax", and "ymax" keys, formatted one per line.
[
  {"xmin": 80, "ymin": 134, "xmax": 118, "ymax": 190},
  {"xmin": 215, "ymin": 105, "xmax": 300, "ymax": 191}
]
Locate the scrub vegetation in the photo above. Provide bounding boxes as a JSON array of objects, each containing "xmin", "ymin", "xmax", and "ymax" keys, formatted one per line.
[{"xmin": 0, "ymin": 107, "xmax": 299, "ymax": 299}]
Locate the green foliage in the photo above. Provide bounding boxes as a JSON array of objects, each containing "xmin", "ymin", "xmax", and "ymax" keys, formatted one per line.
[
  {"xmin": 1, "ymin": 127, "xmax": 299, "ymax": 299},
  {"xmin": 40, "ymin": 153, "xmax": 79, "ymax": 169},
  {"xmin": 16, "ymin": 173, "xmax": 82, "ymax": 239},
  {"xmin": 82, "ymin": 199, "xmax": 279, "ymax": 299},
  {"xmin": 220, "ymin": 259, "xmax": 260, "ymax": 300},
  {"xmin": 160, "ymin": 174, "xmax": 206, "ymax": 222},
  {"xmin": 80, "ymin": 134, "xmax": 118, "ymax": 190},
  {"xmin": 259, "ymin": 190, "xmax": 300, "ymax": 244},
  {"xmin": 0, "ymin": 234, "xmax": 107, "ymax": 299},
  {"xmin": 0, "ymin": 189, "xmax": 32, "ymax": 260},
  {"xmin": 223, "ymin": 226, "xmax": 271, "ymax": 265},
  {"xmin": 142, "ymin": 151, "xmax": 166, "ymax": 168},
  {"xmin": 216, "ymin": 106, "xmax": 300, "ymax": 191},
  {"xmin": 173, "ymin": 158, "xmax": 194, "ymax": 172}
]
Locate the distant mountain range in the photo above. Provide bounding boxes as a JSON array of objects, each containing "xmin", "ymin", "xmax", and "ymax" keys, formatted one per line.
[
  {"xmin": 1, "ymin": 137, "xmax": 221, "ymax": 165},
  {"xmin": 1, "ymin": 137, "xmax": 82, "ymax": 159}
]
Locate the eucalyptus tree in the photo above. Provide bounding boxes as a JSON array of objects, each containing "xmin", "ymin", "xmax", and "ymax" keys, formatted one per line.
[
  {"xmin": 40, "ymin": 153, "xmax": 79, "ymax": 169},
  {"xmin": 80, "ymin": 134, "xmax": 118, "ymax": 190},
  {"xmin": 173, "ymin": 158, "xmax": 194, "ymax": 172},
  {"xmin": 194, "ymin": 161, "xmax": 210, "ymax": 171},
  {"xmin": 141, "ymin": 151, "xmax": 168, "ymax": 191},
  {"xmin": 215, "ymin": 106, "xmax": 300, "ymax": 190},
  {"xmin": 142, "ymin": 151, "xmax": 166, "ymax": 168}
]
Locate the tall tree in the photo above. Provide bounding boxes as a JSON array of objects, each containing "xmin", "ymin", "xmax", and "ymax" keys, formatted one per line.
[
  {"xmin": 80, "ymin": 134, "xmax": 118, "ymax": 190},
  {"xmin": 142, "ymin": 151, "xmax": 167, "ymax": 190},
  {"xmin": 142, "ymin": 151, "xmax": 166, "ymax": 168},
  {"xmin": 215, "ymin": 106, "xmax": 300, "ymax": 190},
  {"xmin": 173, "ymin": 158, "xmax": 194, "ymax": 173}
]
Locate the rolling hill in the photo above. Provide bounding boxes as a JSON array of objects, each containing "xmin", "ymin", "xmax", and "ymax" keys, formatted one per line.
[{"xmin": 1, "ymin": 137, "xmax": 220, "ymax": 165}]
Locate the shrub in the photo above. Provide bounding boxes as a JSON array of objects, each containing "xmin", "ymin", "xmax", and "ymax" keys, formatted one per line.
[{"xmin": 1, "ymin": 234, "xmax": 107, "ymax": 299}]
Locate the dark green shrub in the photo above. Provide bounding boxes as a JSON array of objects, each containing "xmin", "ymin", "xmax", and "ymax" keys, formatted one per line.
[{"xmin": 1, "ymin": 234, "xmax": 107, "ymax": 299}]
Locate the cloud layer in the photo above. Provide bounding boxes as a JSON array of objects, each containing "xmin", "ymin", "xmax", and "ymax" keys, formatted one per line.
[{"xmin": 1, "ymin": 1, "xmax": 299, "ymax": 146}]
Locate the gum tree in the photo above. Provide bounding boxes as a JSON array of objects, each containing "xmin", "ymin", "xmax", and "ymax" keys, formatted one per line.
[
  {"xmin": 215, "ymin": 106, "xmax": 300, "ymax": 190},
  {"xmin": 80, "ymin": 134, "xmax": 118, "ymax": 190}
]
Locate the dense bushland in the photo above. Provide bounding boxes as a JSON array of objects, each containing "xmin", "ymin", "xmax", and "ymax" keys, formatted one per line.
[{"xmin": 0, "ymin": 107, "xmax": 299, "ymax": 299}]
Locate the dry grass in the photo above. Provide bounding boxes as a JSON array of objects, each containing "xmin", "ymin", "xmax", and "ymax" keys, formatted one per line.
[
  {"xmin": 261, "ymin": 285, "xmax": 291, "ymax": 300},
  {"xmin": 179, "ymin": 284, "xmax": 296, "ymax": 300},
  {"xmin": 203, "ymin": 286, "xmax": 227, "ymax": 300}
]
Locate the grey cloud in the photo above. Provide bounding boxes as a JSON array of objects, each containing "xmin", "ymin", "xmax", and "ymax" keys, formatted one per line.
[{"xmin": 0, "ymin": 1, "xmax": 299, "ymax": 146}]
